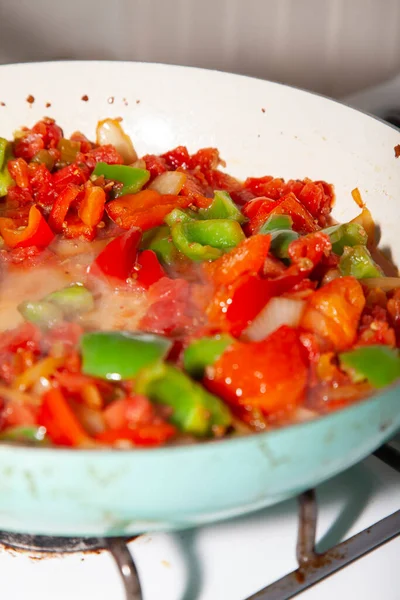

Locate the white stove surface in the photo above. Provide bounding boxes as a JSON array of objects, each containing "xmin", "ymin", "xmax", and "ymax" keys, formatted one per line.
[{"xmin": 0, "ymin": 454, "xmax": 398, "ymax": 600}]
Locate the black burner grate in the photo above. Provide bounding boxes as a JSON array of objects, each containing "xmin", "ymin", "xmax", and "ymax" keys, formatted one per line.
[
  {"xmin": 0, "ymin": 443, "xmax": 398, "ymax": 600},
  {"xmin": 0, "ymin": 533, "xmax": 143, "ymax": 600},
  {"xmin": 247, "ymin": 443, "xmax": 400, "ymax": 600}
]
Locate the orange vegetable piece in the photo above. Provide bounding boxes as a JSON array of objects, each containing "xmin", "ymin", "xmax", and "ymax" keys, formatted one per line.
[
  {"xmin": 203, "ymin": 234, "xmax": 271, "ymax": 287},
  {"xmin": 48, "ymin": 183, "xmax": 81, "ymax": 232},
  {"xmin": 300, "ymin": 276, "xmax": 365, "ymax": 351},
  {"xmin": 0, "ymin": 204, "xmax": 55, "ymax": 249},
  {"xmin": 106, "ymin": 190, "xmax": 192, "ymax": 231},
  {"xmin": 38, "ymin": 387, "xmax": 90, "ymax": 447},
  {"xmin": 78, "ymin": 185, "xmax": 106, "ymax": 227},
  {"xmin": 268, "ymin": 193, "xmax": 318, "ymax": 233}
]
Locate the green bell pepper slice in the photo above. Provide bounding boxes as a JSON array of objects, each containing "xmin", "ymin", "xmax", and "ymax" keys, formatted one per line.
[
  {"xmin": 339, "ymin": 345, "xmax": 400, "ymax": 388},
  {"xmin": 18, "ymin": 301, "xmax": 64, "ymax": 329},
  {"xmin": 58, "ymin": 138, "xmax": 81, "ymax": 164},
  {"xmin": 183, "ymin": 334, "xmax": 234, "ymax": 379},
  {"xmin": 164, "ymin": 208, "xmax": 197, "ymax": 227},
  {"xmin": 339, "ymin": 245, "xmax": 382, "ymax": 279},
  {"xmin": 270, "ymin": 230, "xmax": 299, "ymax": 259},
  {"xmin": 171, "ymin": 219, "xmax": 245, "ymax": 262},
  {"xmin": 92, "ymin": 162, "xmax": 150, "ymax": 197},
  {"xmin": 81, "ymin": 331, "xmax": 172, "ymax": 381},
  {"xmin": 0, "ymin": 137, "xmax": 14, "ymax": 197},
  {"xmin": 259, "ymin": 214, "xmax": 299, "ymax": 259},
  {"xmin": 0, "ymin": 138, "xmax": 9, "ymax": 170},
  {"xmin": 259, "ymin": 214, "xmax": 293, "ymax": 233},
  {"xmin": 141, "ymin": 225, "xmax": 180, "ymax": 266},
  {"xmin": 31, "ymin": 149, "xmax": 56, "ymax": 171},
  {"xmin": 45, "ymin": 284, "xmax": 94, "ymax": 316},
  {"xmin": 0, "ymin": 425, "xmax": 48, "ymax": 444},
  {"xmin": 135, "ymin": 362, "xmax": 232, "ymax": 436},
  {"xmin": 198, "ymin": 190, "xmax": 246, "ymax": 223},
  {"xmin": 323, "ymin": 223, "xmax": 368, "ymax": 255}
]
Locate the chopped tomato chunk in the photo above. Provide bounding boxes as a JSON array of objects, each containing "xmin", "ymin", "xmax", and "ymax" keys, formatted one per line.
[{"xmin": 205, "ymin": 326, "xmax": 308, "ymax": 417}]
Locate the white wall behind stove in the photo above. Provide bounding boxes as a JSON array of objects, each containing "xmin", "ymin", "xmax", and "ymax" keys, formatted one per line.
[{"xmin": 0, "ymin": 0, "xmax": 399, "ymax": 98}]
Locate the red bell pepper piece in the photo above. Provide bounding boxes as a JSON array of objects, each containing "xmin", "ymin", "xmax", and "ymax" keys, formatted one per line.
[
  {"xmin": 62, "ymin": 213, "xmax": 95, "ymax": 241},
  {"xmin": 106, "ymin": 189, "xmax": 192, "ymax": 231},
  {"xmin": 126, "ymin": 202, "xmax": 192, "ymax": 231},
  {"xmin": 48, "ymin": 183, "xmax": 81, "ymax": 232},
  {"xmin": 205, "ymin": 325, "xmax": 308, "ymax": 416},
  {"xmin": 203, "ymin": 234, "xmax": 271, "ymax": 287},
  {"xmin": 0, "ymin": 204, "xmax": 55, "ymax": 249},
  {"xmin": 207, "ymin": 270, "xmax": 307, "ymax": 335},
  {"xmin": 242, "ymin": 197, "xmax": 276, "ymax": 221},
  {"xmin": 78, "ymin": 185, "xmax": 106, "ymax": 227},
  {"xmin": 89, "ymin": 227, "xmax": 142, "ymax": 280},
  {"xmin": 38, "ymin": 387, "xmax": 90, "ymax": 447},
  {"xmin": 106, "ymin": 189, "xmax": 160, "ymax": 218},
  {"xmin": 207, "ymin": 232, "xmax": 331, "ymax": 335},
  {"xmin": 269, "ymin": 193, "xmax": 318, "ymax": 233},
  {"xmin": 136, "ymin": 250, "xmax": 166, "ymax": 288},
  {"xmin": 95, "ymin": 422, "xmax": 176, "ymax": 446},
  {"xmin": 244, "ymin": 193, "xmax": 318, "ymax": 234}
]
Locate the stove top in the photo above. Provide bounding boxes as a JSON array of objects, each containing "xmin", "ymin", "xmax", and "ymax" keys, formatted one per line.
[{"xmin": 0, "ymin": 446, "xmax": 398, "ymax": 600}]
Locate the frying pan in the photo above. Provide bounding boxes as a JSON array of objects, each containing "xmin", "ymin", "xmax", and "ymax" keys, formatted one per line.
[{"xmin": 0, "ymin": 61, "xmax": 399, "ymax": 537}]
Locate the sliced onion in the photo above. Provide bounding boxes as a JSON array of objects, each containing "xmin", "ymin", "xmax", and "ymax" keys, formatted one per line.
[
  {"xmin": 31, "ymin": 377, "xmax": 52, "ymax": 397},
  {"xmin": 321, "ymin": 268, "xmax": 340, "ymax": 285},
  {"xmin": 322, "ymin": 382, "xmax": 371, "ymax": 402},
  {"xmin": 71, "ymin": 401, "xmax": 105, "ymax": 436},
  {"xmin": 149, "ymin": 171, "xmax": 186, "ymax": 195},
  {"xmin": 350, "ymin": 207, "xmax": 375, "ymax": 246},
  {"xmin": 243, "ymin": 297, "xmax": 306, "ymax": 342},
  {"xmin": 53, "ymin": 237, "xmax": 108, "ymax": 258},
  {"xmin": 0, "ymin": 385, "xmax": 40, "ymax": 406},
  {"xmin": 294, "ymin": 408, "xmax": 318, "ymax": 423},
  {"xmin": 351, "ymin": 187, "xmax": 365, "ymax": 209},
  {"xmin": 96, "ymin": 118, "xmax": 138, "ymax": 164},
  {"xmin": 362, "ymin": 277, "xmax": 400, "ymax": 291},
  {"xmin": 130, "ymin": 159, "xmax": 146, "ymax": 169}
]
